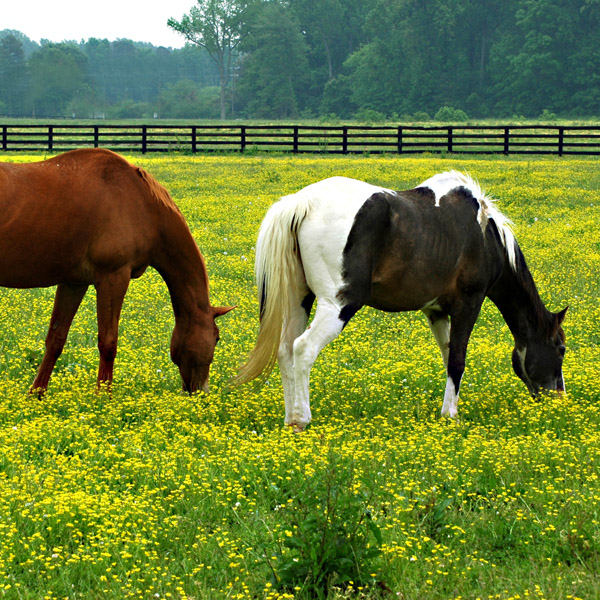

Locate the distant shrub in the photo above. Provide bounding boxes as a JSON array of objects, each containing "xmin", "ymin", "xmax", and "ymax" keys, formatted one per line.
[
  {"xmin": 319, "ymin": 112, "xmax": 341, "ymax": 125},
  {"xmin": 107, "ymin": 99, "xmax": 152, "ymax": 119},
  {"xmin": 434, "ymin": 106, "xmax": 469, "ymax": 122},
  {"xmin": 412, "ymin": 111, "xmax": 431, "ymax": 122},
  {"xmin": 540, "ymin": 108, "xmax": 557, "ymax": 121},
  {"xmin": 353, "ymin": 108, "xmax": 386, "ymax": 124}
]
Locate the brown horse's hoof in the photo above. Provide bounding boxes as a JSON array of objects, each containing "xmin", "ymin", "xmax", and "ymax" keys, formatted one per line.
[{"xmin": 28, "ymin": 386, "xmax": 47, "ymax": 399}]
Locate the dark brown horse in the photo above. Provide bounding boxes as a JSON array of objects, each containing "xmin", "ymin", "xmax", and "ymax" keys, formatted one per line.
[
  {"xmin": 0, "ymin": 148, "xmax": 233, "ymax": 394},
  {"xmin": 237, "ymin": 172, "xmax": 567, "ymax": 431}
]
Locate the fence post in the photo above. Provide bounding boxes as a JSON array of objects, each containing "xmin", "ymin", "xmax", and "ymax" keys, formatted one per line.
[
  {"xmin": 141, "ymin": 126, "xmax": 147, "ymax": 153},
  {"xmin": 48, "ymin": 126, "xmax": 53, "ymax": 152},
  {"xmin": 342, "ymin": 126, "xmax": 348, "ymax": 154},
  {"xmin": 447, "ymin": 127, "xmax": 453, "ymax": 153},
  {"xmin": 558, "ymin": 127, "xmax": 564, "ymax": 156},
  {"xmin": 2, "ymin": 126, "xmax": 7, "ymax": 150},
  {"xmin": 94, "ymin": 126, "xmax": 99, "ymax": 148},
  {"xmin": 293, "ymin": 127, "xmax": 299, "ymax": 153},
  {"xmin": 397, "ymin": 127, "xmax": 403, "ymax": 154},
  {"xmin": 191, "ymin": 126, "xmax": 197, "ymax": 154},
  {"xmin": 503, "ymin": 127, "xmax": 510, "ymax": 155},
  {"xmin": 240, "ymin": 126, "xmax": 246, "ymax": 152}
]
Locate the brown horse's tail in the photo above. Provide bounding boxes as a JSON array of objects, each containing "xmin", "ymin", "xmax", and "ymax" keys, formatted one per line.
[{"xmin": 235, "ymin": 192, "xmax": 312, "ymax": 385}]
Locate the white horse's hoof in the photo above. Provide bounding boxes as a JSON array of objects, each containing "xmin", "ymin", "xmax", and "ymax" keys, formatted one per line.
[
  {"xmin": 286, "ymin": 422, "xmax": 307, "ymax": 433},
  {"xmin": 441, "ymin": 408, "xmax": 458, "ymax": 420}
]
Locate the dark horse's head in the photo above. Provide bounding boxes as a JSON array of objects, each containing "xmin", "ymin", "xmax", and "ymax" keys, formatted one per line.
[
  {"xmin": 170, "ymin": 305, "xmax": 235, "ymax": 393},
  {"xmin": 511, "ymin": 307, "xmax": 568, "ymax": 397}
]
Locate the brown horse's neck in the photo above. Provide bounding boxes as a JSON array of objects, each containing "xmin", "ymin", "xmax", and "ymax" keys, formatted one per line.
[
  {"xmin": 488, "ymin": 249, "xmax": 551, "ymax": 346},
  {"xmin": 151, "ymin": 213, "xmax": 211, "ymax": 321}
]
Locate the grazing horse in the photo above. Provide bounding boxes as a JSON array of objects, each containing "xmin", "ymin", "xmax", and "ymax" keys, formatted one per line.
[
  {"xmin": 0, "ymin": 148, "xmax": 233, "ymax": 394},
  {"xmin": 237, "ymin": 172, "xmax": 567, "ymax": 431}
]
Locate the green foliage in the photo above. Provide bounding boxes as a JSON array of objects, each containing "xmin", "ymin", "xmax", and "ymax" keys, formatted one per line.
[
  {"xmin": 167, "ymin": 0, "xmax": 252, "ymax": 119},
  {"xmin": 353, "ymin": 108, "xmax": 387, "ymax": 125},
  {"xmin": 0, "ymin": 154, "xmax": 599, "ymax": 598},
  {"xmin": 540, "ymin": 108, "xmax": 557, "ymax": 122},
  {"xmin": 319, "ymin": 113, "xmax": 341, "ymax": 125},
  {"xmin": 411, "ymin": 111, "xmax": 431, "ymax": 122},
  {"xmin": 237, "ymin": 3, "xmax": 310, "ymax": 119},
  {"xmin": 2, "ymin": 0, "xmax": 600, "ymax": 119},
  {"xmin": 434, "ymin": 106, "xmax": 469, "ymax": 123},
  {"xmin": 0, "ymin": 34, "xmax": 27, "ymax": 115},
  {"xmin": 158, "ymin": 81, "xmax": 220, "ymax": 119},
  {"xmin": 106, "ymin": 99, "xmax": 153, "ymax": 119},
  {"xmin": 260, "ymin": 452, "xmax": 384, "ymax": 597},
  {"xmin": 27, "ymin": 43, "xmax": 88, "ymax": 117}
]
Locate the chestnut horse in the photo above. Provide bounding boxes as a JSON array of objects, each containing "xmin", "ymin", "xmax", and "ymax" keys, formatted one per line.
[
  {"xmin": 0, "ymin": 148, "xmax": 233, "ymax": 394},
  {"xmin": 237, "ymin": 172, "xmax": 567, "ymax": 431}
]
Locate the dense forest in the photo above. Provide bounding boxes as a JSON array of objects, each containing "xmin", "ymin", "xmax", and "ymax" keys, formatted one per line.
[{"xmin": 1, "ymin": 0, "xmax": 599, "ymax": 121}]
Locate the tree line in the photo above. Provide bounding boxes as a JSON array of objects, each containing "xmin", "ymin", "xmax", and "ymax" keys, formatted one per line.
[{"xmin": 1, "ymin": 0, "xmax": 599, "ymax": 121}]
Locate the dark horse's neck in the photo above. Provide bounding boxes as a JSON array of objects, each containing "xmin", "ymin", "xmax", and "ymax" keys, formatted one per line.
[
  {"xmin": 488, "ymin": 244, "xmax": 553, "ymax": 346},
  {"xmin": 151, "ymin": 210, "xmax": 211, "ymax": 322}
]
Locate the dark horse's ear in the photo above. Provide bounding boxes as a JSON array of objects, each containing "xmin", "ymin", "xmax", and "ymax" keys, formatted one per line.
[
  {"xmin": 556, "ymin": 306, "xmax": 568, "ymax": 325},
  {"xmin": 212, "ymin": 305, "xmax": 236, "ymax": 319}
]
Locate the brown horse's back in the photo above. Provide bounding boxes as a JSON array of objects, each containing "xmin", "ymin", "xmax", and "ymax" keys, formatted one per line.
[{"xmin": 0, "ymin": 149, "xmax": 167, "ymax": 288}]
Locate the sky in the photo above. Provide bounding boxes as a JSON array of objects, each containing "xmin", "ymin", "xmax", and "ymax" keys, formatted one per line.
[{"xmin": 3, "ymin": 0, "xmax": 196, "ymax": 48}]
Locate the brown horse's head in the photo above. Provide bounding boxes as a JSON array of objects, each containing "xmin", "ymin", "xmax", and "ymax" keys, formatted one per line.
[
  {"xmin": 170, "ymin": 306, "xmax": 235, "ymax": 393},
  {"xmin": 511, "ymin": 307, "xmax": 568, "ymax": 396}
]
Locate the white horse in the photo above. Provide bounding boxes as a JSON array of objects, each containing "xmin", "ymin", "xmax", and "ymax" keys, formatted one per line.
[{"xmin": 237, "ymin": 173, "xmax": 567, "ymax": 431}]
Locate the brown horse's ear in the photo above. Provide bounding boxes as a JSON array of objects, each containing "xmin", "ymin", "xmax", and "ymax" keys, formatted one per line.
[
  {"xmin": 556, "ymin": 306, "xmax": 568, "ymax": 325},
  {"xmin": 212, "ymin": 306, "xmax": 236, "ymax": 319}
]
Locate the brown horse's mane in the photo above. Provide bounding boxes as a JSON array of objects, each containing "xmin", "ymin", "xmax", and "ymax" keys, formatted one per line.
[{"xmin": 135, "ymin": 166, "xmax": 182, "ymax": 216}]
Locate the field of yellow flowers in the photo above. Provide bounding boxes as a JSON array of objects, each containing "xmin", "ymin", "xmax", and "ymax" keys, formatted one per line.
[{"xmin": 0, "ymin": 152, "xmax": 598, "ymax": 600}]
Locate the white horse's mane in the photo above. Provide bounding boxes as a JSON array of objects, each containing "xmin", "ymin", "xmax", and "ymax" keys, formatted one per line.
[{"xmin": 418, "ymin": 170, "xmax": 517, "ymax": 271}]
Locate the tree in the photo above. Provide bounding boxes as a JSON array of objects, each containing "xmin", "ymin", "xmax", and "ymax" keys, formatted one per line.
[
  {"xmin": 28, "ymin": 43, "xmax": 88, "ymax": 117},
  {"xmin": 237, "ymin": 2, "xmax": 310, "ymax": 118},
  {"xmin": 168, "ymin": 0, "xmax": 253, "ymax": 119},
  {"xmin": 492, "ymin": 0, "xmax": 600, "ymax": 116},
  {"xmin": 0, "ymin": 34, "xmax": 27, "ymax": 115},
  {"xmin": 0, "ymin": 29, "xmax": 39, "ymax": 57}
]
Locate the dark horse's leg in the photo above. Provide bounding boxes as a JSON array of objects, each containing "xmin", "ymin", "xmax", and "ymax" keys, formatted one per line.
[
  {"xmin": 94, "ymin": 268, "xmax": 131, "ymax": 389},
  {"xmin": 31, "ymin": 283, "xmax": 89, "ymax": 395},
  {"xmin": 442, "ymin": 295, "xmax": 485, "ymax": 418}
]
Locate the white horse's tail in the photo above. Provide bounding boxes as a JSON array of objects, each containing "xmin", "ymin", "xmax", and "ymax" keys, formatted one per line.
[{"xmin": 236, "ymin": 192, "xmax": 312, "ymax": 384}]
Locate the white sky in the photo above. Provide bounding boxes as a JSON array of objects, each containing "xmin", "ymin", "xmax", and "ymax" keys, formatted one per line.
[{"xmin": 3, "ymin": 0, "xmax": 196, "ymax": 48}]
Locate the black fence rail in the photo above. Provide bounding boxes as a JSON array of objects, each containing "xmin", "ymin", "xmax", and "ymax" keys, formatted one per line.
[{"xmin": 1, "ymin": 124, "xmax": 599, "ymax": 155}]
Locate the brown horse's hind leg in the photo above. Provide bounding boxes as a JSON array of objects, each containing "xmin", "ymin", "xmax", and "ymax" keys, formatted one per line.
[
  {"xmin": 31, "ymin": 283, "xmax": 89, "ymax": 395},
  {"xmin": 94, "ymin": 268, "xmax": 131, "ymax": 390}
]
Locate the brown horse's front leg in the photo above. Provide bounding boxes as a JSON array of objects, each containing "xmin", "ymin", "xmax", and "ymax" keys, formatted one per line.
[
  {"xmin": 31, "ymin": 283, "xmax": 89, "ymax": 396},
  {"xmin": 94, "ymin": 268, "xmax": 131, "ymax": 390}
]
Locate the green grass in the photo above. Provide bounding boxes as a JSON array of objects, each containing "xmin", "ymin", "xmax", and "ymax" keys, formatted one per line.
[{"xmin": 0, "ymin": 153, "xmax": 598, "ymax": 599}]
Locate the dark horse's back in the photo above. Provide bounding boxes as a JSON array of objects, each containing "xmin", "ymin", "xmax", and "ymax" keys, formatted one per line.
[
  {"xmin": 0, "ymin": 149, "xmax": 167, "ymax": 289},
  {"xmin": 343, "ymin": 186, "xmax": 506, "ymax": 313}
]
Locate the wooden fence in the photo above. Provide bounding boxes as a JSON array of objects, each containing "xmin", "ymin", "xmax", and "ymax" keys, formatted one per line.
[{"xmin": 1, "ymin": 124, "xmax": 600, "ymax": 155}]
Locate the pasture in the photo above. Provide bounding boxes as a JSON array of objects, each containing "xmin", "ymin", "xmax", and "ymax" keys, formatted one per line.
[{"xmin": 0, "ymin": 153, "xmax": 598, "ymax": 599}]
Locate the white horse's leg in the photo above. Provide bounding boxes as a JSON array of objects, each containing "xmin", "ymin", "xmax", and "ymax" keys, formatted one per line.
[
  {"xmin": 424, "ymin": 309, "xmax": 450, "ymax": 369},
  {"xmin": 278, "ymin": 293, "xmax": 313, "ymax": 427},
  {"xmin": 441, "ymin": 377, "xmax": 460, "ymax": 419},
  {"xmin": 424, "ymin": 310, "xmax": 458, "ymax": 419},
  {"xmin": 288, "ymin": 301, "xmax": 345, "ymax": 431}
]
